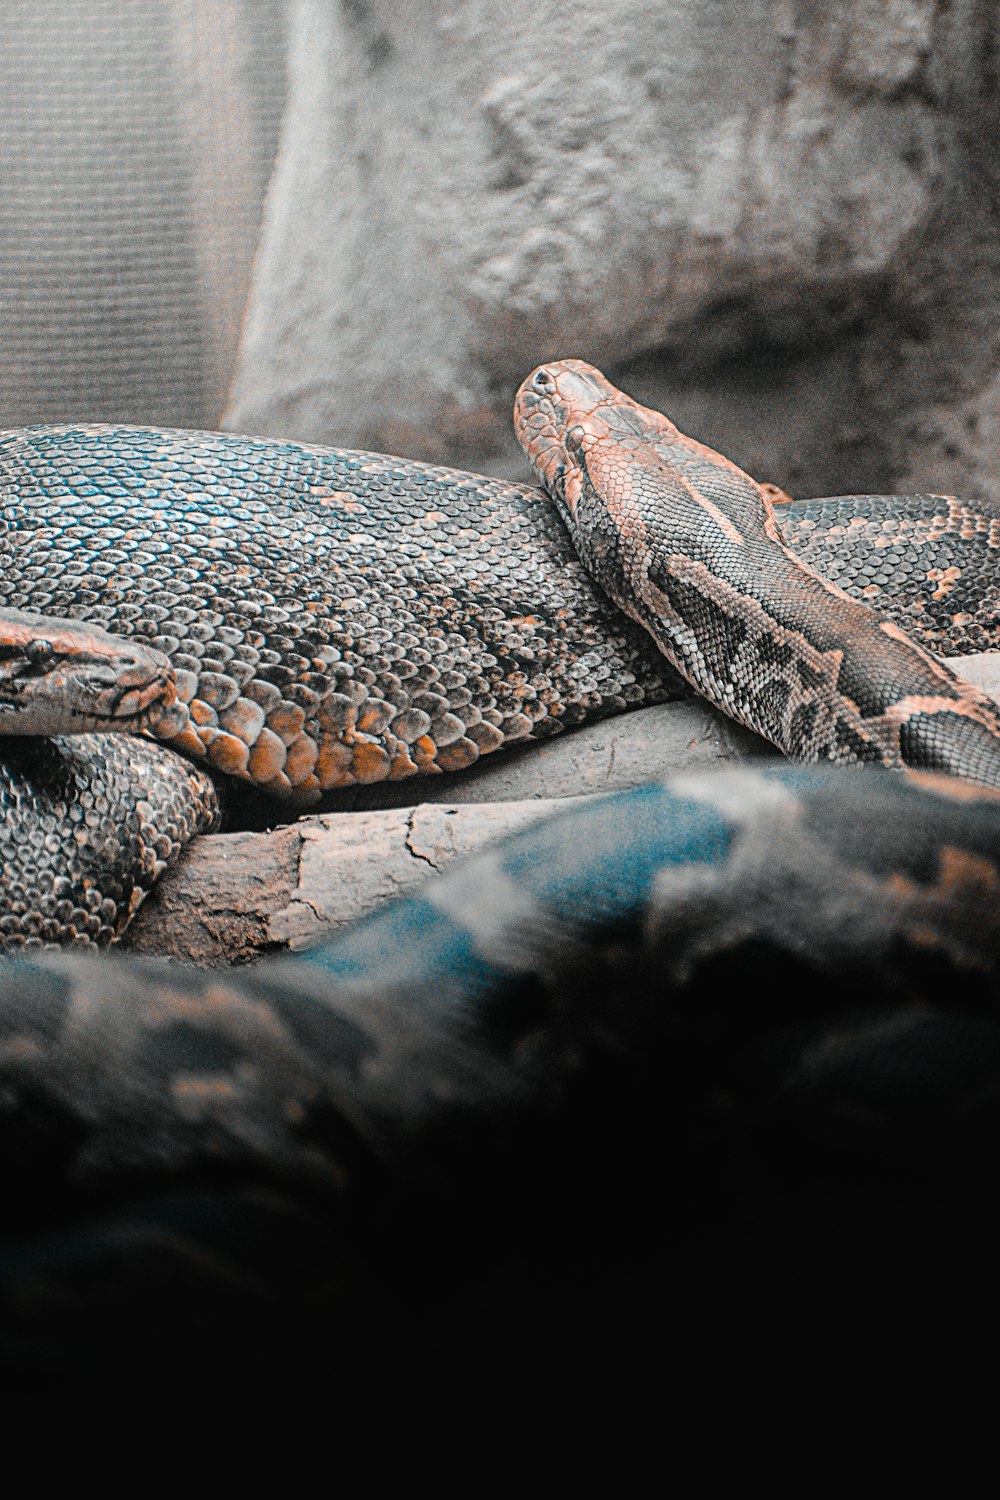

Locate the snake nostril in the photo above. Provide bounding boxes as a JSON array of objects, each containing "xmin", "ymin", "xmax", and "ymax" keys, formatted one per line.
[
  {"xmin": 532, "ymin": 369, "xmax": 553, "ymax": 392},
  {"xmin": 81, "ymin": 668, "xmax": 117, "ymax": 693}
]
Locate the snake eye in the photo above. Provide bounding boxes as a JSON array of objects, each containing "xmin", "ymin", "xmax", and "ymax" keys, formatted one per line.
[
  {"xmin": 565, "ymin": 424, "xmax": 587, "ymax": 456},
  {"xmin": 532, "ymin": 369, "xmax": 553, "ymax": 392},
  {"xmin": 24, "ymin": 639, "xmax": 54, "ymax": 667}
]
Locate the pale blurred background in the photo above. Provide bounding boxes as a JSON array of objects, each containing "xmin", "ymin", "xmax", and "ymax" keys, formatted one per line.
[{"xmin": 0, "ymin": 0, "xmax": 287, "ymax": 430}]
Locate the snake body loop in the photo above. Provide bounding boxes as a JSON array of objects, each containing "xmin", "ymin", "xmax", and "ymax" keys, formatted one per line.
[
  {"xmin": 3, "ymin": 407, "xmax": 1000, "ymax": 946},
  {"xmin": 1, "ymin": 763, "xmax": 999, "ymax": 1398}
]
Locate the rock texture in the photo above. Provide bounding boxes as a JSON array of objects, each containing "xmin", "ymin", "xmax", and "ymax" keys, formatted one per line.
[
  {"xmin": 227, "ymin": 0, "xmax": 1000, "ymax": 507},
  {"xmin": 5, "ymin": 1, "xmax": 998, "ymax": 507}
]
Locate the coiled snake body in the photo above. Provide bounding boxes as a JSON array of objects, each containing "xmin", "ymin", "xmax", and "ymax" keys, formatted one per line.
[
  {"xmin": 0, "ymin": 609, "xmax": 218, "ymax": 947},
  {"xmin": 2, "ymin": 365, "xmax": 1000, "ymax": 1403},
  {"xmin": 2, "ymin": 402, "xmax": 1000, "ymax": 814},
  {"xmin": 3, "ymin": 371, "xmax": 1000, "ymax": 945}
]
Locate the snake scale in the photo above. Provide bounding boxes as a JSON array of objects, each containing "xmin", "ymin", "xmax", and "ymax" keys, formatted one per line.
[{"xmin": 2, "ymin": 362, "xmax": 1000, "ymax": 1410}]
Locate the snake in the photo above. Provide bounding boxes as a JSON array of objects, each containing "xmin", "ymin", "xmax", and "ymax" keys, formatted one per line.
[
  {"xmin": 1, "ymin": 372, "xmax": 999, "ymax": 946},
  {"xmin": 514, "ymin": 360, "xmax": 1000, "ymax": 788},
  {"xmin": 2, "ymin": 366, "xmax": 1000, "ymax": 1401}
]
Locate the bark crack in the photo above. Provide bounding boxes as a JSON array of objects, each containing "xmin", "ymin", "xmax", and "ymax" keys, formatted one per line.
[{"xmin": 405, "ymin": 808, "xmax": 441, "ymax": 871}]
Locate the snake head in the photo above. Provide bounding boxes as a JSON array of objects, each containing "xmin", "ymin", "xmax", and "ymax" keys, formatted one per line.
[
  {"xmin": 0, "ymin": 608, "xmax": 176, "ymax": 736},
  {"xmin": 514, "ymin": 358, "xmax": 677, "ymax": 516},
  {"xmin": 514, "ymin": 360, "xmax": 685, "ymax": 601},
  {"xmin": 514, "ymin": 359, "xmax": 775, "ymax": 609}
]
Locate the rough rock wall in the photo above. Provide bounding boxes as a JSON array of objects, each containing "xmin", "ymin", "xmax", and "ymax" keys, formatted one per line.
[
  {"xmin": 226, "ymin": 0, "xmax": 1000, "ymax": 504},
  {"xmin": 0, "ymin": 0, "xmax": 287, "ymax": 429}
]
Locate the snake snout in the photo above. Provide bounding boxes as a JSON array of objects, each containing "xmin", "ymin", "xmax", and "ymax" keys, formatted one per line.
[
  {"xmin": 82, "ymin": 665, "xmax": 119, "ymax": 691},
  {"xmin": 515, "ymin": 361, "xmax": 620, "ymax": 524}
]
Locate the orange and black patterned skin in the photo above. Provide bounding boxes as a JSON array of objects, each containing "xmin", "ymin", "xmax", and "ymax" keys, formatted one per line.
[
  {"xmin": 779, "ymin": 491, "xmax": 1000, "ymax": 658},
  {"xmin": 4, "ymin": 422, "xmax": 1000, "ymax": 812},
  {"xmin": 0, "ymin": 425, "xmax": 678, "ymax": 804},
  {"xmin": 514, "ymin": 360, "xmax": 1000, "ymax": 789}
]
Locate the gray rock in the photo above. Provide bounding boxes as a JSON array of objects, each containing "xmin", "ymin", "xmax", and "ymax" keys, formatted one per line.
[{"xmin": 226, "ymin": 0, "xmax": 1000, "ymax": 510}]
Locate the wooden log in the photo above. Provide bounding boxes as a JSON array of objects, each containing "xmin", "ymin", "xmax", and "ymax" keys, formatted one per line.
[
  {"xmin": 124, "ymin": 652, "xmax": 1000, "ymax": 966},
  {"xmin": 126, "ymin": 799, "xmax": 558, "ymax": 966},
  {"xmin": 125, "ymin": 695, "xmax": 776, "ymax": 964}
]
